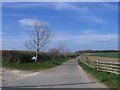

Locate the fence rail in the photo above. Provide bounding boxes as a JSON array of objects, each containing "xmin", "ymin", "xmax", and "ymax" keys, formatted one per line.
[
  {"xmin": 96, "ymin": 60, "xmax": 120, "ymax": 75},
  {"xmin": 79, "ymin": 56, "xmax": 120, "ymax": 75}
]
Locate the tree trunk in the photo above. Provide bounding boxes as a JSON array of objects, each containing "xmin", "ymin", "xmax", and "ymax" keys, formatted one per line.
[{"xmin": 36, "ymin": 50, "xmax": 38, "ymax": 61}]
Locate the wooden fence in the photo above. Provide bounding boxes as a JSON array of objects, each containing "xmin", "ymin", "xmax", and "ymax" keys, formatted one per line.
[
  {"xmin": 96, "ymin": 59, "xmax": 120, "ymax": 75},
  {"xmin": 79, "ymin": 56, "xmax": 120, "ymax": 74}
]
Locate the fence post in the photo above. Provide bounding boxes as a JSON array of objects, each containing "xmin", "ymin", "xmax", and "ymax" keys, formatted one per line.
[
  {"xmin": 111, "ymin": 62, "xmax": 113, "ymax": 73},
  {"xmin": 97, "ymin": 59, "xmax": 99, "ymax": 70}
]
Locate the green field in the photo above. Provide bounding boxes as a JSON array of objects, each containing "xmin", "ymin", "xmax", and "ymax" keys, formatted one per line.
[
  {"xmin": 78, "ymin": 59, "xmax": 120, "ymax": 89},
  {"xmin": 90, "ymin": 52, "xmax": 119, "ymax": 58}
]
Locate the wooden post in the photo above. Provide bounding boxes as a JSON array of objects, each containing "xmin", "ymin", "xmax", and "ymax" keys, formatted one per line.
[
  {"xmin": 111, "ymin": 62, "xmax": 113, "ymax": 73},
  {"xmin": 97, "ymin": 59, "xmax": 99, "ymax": 70},
  {"xmin": 117, "ymin": 63, "xmax": 119, "ymax": 75}
]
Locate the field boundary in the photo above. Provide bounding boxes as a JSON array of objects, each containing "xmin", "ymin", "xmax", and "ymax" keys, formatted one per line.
[
  {"xmin": 96, "ymin": 60, "xmax": 120, "ymax": 75},
  {"xmin": 79, "ymin": 56, "xmax": 120, "ymax": 75},
  {"xmin": 78, "ymin": 59, "xmax": 95, "ymax": 68},
  {"xmin": 78, "ymin": 59, "xmax": 119, "ymax": 88}
]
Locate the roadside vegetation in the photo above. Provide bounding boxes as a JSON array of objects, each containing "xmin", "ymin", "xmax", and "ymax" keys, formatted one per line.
[
  {"xmin": 78, "ymin": 59, "xmax": 119, "ymax": 89},
  {"xmin": 3, "ymin": 58, "xmax": 68, "ymax": 71},
  {"xmin": 2, "ymin": 50, "xmax": 77, "ymax": 71},
  {"xmin": 2, "ymin": 21, "xmax": 76, "ymax": 71},
  {"xmin": 89, "ymin": 52, "xmax": 119, "ymax": 58}
]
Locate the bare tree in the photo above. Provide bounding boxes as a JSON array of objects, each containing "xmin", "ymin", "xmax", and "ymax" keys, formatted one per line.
[
  {"xmin": 57, "ymin": 43, "xmax": 71, "ymax": 59},
  {"xmin": 25, "ymin": 21, "xmax": 54, "ymax": 61},
  {"xmin": 48, "ymin": 48, "xmax": 60, "ymax": 61},
  {"xmin": 57, "ymin": 43, "xmax": 70, "ymax": 54},
  {"xmin": 48, "ymin": 43, "xmax": 71, "ymax": 61},
  {"xmin": 57, "ymin": 43, "xmax": 65, "ymax": 54}
]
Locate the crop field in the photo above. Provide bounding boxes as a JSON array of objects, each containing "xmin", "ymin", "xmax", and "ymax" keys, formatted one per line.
[
  {"xmin": 79, "ymin": 52, "xmax": 119, "ymax": 69},
  {"xmin": 89, "ymin": 52, "xmax": 119, "ymax": 58}
]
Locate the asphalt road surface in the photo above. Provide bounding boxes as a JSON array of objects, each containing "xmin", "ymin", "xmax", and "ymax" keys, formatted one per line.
[{"xmin": 3, "ymin": 59, "xmax": 105, "ymax": 88}]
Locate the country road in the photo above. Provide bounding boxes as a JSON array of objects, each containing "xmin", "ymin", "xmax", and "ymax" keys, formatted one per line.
[{"xmin": 2, "ymin": 59, "xmax": 105, "ymax": 88}]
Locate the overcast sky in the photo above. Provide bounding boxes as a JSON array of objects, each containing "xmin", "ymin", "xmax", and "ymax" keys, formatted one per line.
[{"xmin": 2, "ymin": 2, "xmax": 118, "ymax": 52}]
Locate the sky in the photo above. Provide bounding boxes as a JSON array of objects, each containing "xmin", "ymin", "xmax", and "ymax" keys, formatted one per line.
[{"xmin": 2, "ymin": 2, "xmax": 118, "ymax": 52}]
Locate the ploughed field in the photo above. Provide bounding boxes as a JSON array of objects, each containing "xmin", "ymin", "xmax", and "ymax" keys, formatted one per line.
[
  {"xmin": 80, "ymin": 52, "xmax": 119, "ymax": 68},
  {"xmin": 89, "ymin": 52, "xmax": 119, "ymax": 58}
]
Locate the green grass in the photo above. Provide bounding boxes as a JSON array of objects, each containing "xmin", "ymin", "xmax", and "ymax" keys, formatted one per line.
[
  {"xmin": 89, "ymin": 52, "xmax": 119, "ymax": 58},
  {"xmin": 2, "ymin": 59, "xmax": 68, "ymax": 71},
  {"xmin": 78, "ymin": 59, "xmax": 120, "ymax": 89}
]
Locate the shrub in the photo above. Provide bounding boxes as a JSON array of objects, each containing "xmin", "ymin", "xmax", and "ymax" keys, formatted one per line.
[
  {"xmin": 2, "ymin": 50, "xmax": 34, "ymax": 63},
  {"xmin": 2, "ymin": 50, "xmax": 74, "ymax": 63}
]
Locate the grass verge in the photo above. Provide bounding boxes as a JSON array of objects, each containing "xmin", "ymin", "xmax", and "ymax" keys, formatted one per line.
[
  {"xmin": 2, "ymin": 59, "xmax": 68, "ymax": 71},
  {"xmin": 78, "ymin": 59, "xmax": 120, "ymax": 89}
]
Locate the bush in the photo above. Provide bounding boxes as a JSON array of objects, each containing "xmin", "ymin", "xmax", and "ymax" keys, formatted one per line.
[
  {"xmin": 2, "ymin": 50, "xmax": 75, "ymax": 63},
  {"xmin": 2, "ymin": 50, "xmax": 34, "ymax": 63}
]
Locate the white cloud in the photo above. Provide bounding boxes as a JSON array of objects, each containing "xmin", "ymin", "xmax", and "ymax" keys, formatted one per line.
[
  {"xmin": 48, "ymin": 31, "xmax": 118, "ymax": 51},
  {"xmin": 18, "ymin": 19, "xmax": 48, "ymax": 26},
  {"xmin": 53, "ymin": 3, "xmax": 104, "ymax": 24},
  {"xmin": 52, "ymin": 30, "xmax": 118, "ymax": 43},
  {"xmin": 2, "ymin": 30, "xmax": 118, "ymax": 51},
  {"xmin": 4, "ymin": 2, "xmax": 106, "ymax": 24},
  {"xmin": 18, "ymin": 19, "xmax": 37, "ymax": 26},
  {"xmin": 81, "ymin": 29, "xmax": 96, "ymax": 34},
  {"xmin": 3, "ymin": 2, "xmax": 88, "ymax": 13},
  {"xmin": 55, "ymin": 3, "xmax": 77, "ymax": 11},
  {"xmin": 90, "ymin": 17, "xmax": 104, "ymax": 24},
  {"xmin": 55, "ymin": 3, "xmax": 105, "ymax": 24}
]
